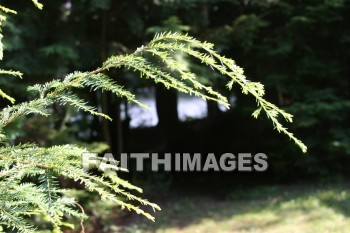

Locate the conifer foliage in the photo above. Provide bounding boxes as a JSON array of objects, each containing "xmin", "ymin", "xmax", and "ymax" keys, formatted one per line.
[{"xmin": 0, "ymin": 2, "xmax": 307, "ymax": 232}]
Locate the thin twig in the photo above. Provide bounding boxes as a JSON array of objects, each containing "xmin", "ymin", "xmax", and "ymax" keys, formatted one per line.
[{"xmin": 75, "ymin": 202, "xmax": 86, "ymax": 233}]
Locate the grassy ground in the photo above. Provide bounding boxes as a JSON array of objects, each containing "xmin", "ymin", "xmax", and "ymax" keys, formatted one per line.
[{"xmin": 121, "ymin": 182, "xmax": 350, "ymax": 233}]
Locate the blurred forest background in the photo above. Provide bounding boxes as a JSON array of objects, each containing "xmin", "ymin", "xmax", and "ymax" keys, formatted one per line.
[{"xmin": 1, "ymin": 0, "xmax": 350, "ymax": 232}]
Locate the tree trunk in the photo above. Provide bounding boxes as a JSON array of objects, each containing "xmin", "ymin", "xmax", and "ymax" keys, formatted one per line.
[
  {"xmin": 156, "ymin": 85, "xmax": 178, "ymax": 127},
  {"xmin": 108, "ymin": 96, "xmax": 123, "ymax": 154},
  {"xmin": 207, "ymin": 100, "xmax": 221, "ymax": 119}
]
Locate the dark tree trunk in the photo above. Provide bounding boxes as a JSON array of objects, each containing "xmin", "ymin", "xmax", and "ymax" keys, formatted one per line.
[
  {"xmin": 108, "ymin": 95, "xmax": 123, "ymax": 154},
  {"xmin": 156, "ymin": 85, "xmax": 178, "ymax": 127},
  {"xmin": 99, "ymin": 10, "xmax": 112, "ymax": 148},
  {"xmin": 207, "ymin": 100, "xmax": 221, "ymax": 119}
]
